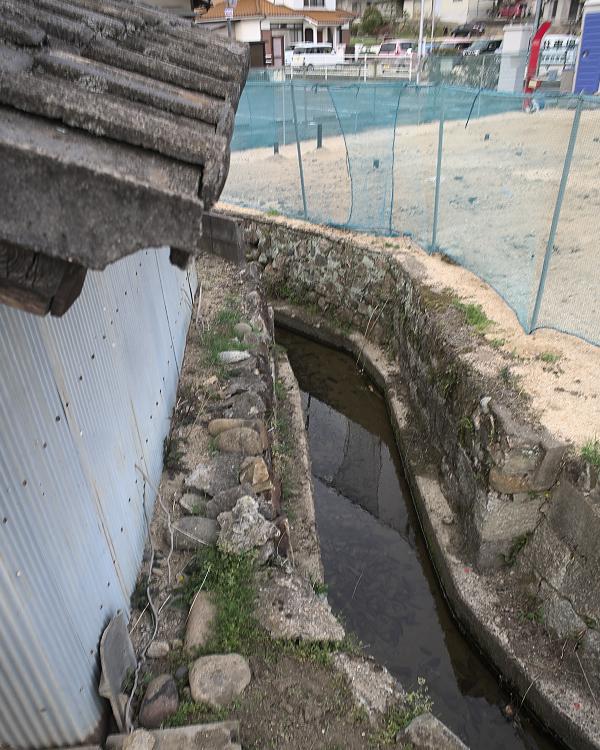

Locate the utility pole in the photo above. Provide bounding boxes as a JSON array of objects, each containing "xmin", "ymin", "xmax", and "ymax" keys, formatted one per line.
[{"xmin": 532, "ymin": 0, "xmax": 544, "ymax": 30}]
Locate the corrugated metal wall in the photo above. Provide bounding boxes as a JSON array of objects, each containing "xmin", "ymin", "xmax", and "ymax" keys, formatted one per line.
[{"xmin": 0, "ymin": 247, "xmax": 196, "ymax": 749}]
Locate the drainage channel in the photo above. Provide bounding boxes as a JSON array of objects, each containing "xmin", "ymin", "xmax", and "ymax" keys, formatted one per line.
[{"xmin": 277, "ymin": 326, "xmax": 559, "ymax": 750}]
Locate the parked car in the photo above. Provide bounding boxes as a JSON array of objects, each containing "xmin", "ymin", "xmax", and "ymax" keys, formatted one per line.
[
  {"xmin": 463, "ymin": 38, "xmax": 502, "ymax": 55},
  {"xmin": 377, "ymin": 38, "xmax": 415, "ymax": 58},
  {"xmin": 285, "ymin": 42, "xmax": 300, "ymax": 65},
  {"xmin": 438, "ymin": 39, "xmax": 473, "ymax": 53},
  {"xmin": 498, "ymin": 1, "xmax": 528, "ymax": 17},
  {"xmin": 291, "ymin": 43, "xmax": 343, "ymax": 69},
  {"xmin": 451, "ymin": 23, "xmax": 485, "ymax": 37}
]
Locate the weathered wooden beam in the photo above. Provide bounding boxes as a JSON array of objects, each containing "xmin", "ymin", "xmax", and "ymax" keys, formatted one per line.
[{"xmin": 0, "ymin": 241, "xmax": 87, "ymax": 317}]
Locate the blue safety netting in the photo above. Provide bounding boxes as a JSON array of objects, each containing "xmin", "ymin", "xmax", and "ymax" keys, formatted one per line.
[{"xmin": 223, "ymin": 80, "xmax": 600, "ymax": 346}]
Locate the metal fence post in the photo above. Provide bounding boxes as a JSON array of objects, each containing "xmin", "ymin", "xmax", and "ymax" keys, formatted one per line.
[
  {"xmin": 529, "ymin": 98, "xmax": 582, "ymax": 333},
  {"xmin": 431, "ymin": 92, "xmax": 445, "ymax": 252},
  {"xmin": 290, "ymin": 82, "xmax": 308, "ymax": 220},
  {"xmin": 282, "ymin": 81, "xmax": 286, "ymax": 146}
]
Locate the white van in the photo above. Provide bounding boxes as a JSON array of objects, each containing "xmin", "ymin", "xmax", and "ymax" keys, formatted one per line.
[{"xmin": 291, "ymin": 43, "xmax": 343, "ymax": 69}]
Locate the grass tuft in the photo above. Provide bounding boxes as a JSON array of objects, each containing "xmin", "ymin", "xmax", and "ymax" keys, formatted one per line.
[
  {"xmin": 453, "ymin": 299, "xmax": 493, "ymax": 333},
  {"xmin": 176, "ymin": 546, "xmax": 260, "ymax": 656},
  {"xmin": 539, "ymin": 351, "xmax": 561, "ymax": 364},
  {"xmin": 164, "ymin": 700, "xmax": 229, "ymax": 728},
  {"xmin": 373, "ymin": 678, "xmax": 433, "ymax": 746},
  {"xmin": 582, "ymin": 438, "xmax": 600, "ymax": 468}
]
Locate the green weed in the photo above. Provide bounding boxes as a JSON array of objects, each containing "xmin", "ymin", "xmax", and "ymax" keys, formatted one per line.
[
  {"xmin": 175, "ymin": 547, "xmax": 261, "ymax": 656},
  {"xmin": 539, "ymin": 351, "xmax": 561, "ymax": 364},
  {"xmin": 453, "ymin": 300, "xmax": 493, "ymax": 333},
  {"xmin": 503, "ymin": 532, "xmax": 531, "ymax": 567},
  {"xmin": 274, "ymin": 378, "xmax": 287, "ymax": 401},
  {"xmin": 266, "ymin": 208, "xmax": 280, "ymax": 216},
  {"xmin": 374, "ymin": 678, "xmax": 433, "ymax": 745},
  {"xmin": 202, "ymin": 301, "xmax": 247, "ymax": 369},
  {"xmin": 312, "ymin": 579, "xmax": 329, "ymax": 596},
  {"xmin": 164, "ymin": 700, "xmax": 229, "ymax": 728},
  {"xmin": 499, "ymin": 365, "xmax": 512, "ymax": 384},
  {"xmin": 458, "ymin": 416, "xmax": 474, "ymax": 445},
  {"xmin": 163, "ymin": 432, "xmax": 185, "ymax": 474},
  {"xmin": 207, "ymin": 436, "xmax": 219, "ymax": 456},
  {"xmin": 582, "ymin": 438, "xmax": 600, "ymax": 468},
  {"xmin": 490, "ymin": 338, "xmax": 506, "ymax": 349}
]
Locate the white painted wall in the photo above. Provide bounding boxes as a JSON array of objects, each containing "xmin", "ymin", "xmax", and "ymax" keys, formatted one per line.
[{"xmin": 234, "ymin": 18, "xmax": 262, "ymax": 41}]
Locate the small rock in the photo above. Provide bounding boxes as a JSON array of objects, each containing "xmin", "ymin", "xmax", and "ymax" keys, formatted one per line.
[
  {"xmin": 334, "ymin": 654, "xmax": 403, "ymax": 718},
  {"xmin": 228, "ymin": 391, "xmax": 266, "ymax": 418},
  {"xmin": 179, "ymin": 493, "xmax": 204, "ymax": 515},
  {"xmin": 138, "ymin": 674, "xmax": 179, "ymax": 729},
  {"xmin": 401, "ymin": 713, "xmax": 468, "ymax": 749},
  {"xmin": 185, "ymin": 591, "xmax": 217, "ymax": 652},
  {"xmin": 234, "ymin": 322, "xmax": 253, "ymax": 338},
  {"xmin": 205, "ymin": 484, "xmax": 255, "ymax": 520},
  {"xmin": 256, "ymin": 569, "xmax": 345, "ymax": 642},
  {"xmin": 239, "ymin": 457, "xmax": 272, "ymax": 493},
  {"xmin": 541, "ymin": 585, "xmax": 585, "ymax": 639},
  {"xmin": 218, "ymin": 350, "xmax": 250, "ymax": 364},
  {"xmin": 218, "ymin": 496, "xmax": 279, "ymax": 555},
  {"xmin": 256, "ymin": 540, "xmax": 276, "ymax": 565},
  {"xmin": 171, "ymin": 517, "xmax": 218, "ymax": 551},
  {"xmin": 257, "ymin": 497, "xmax": 275, "ymax": 521},
  {"xmin": 123, "ymin": 729, "xmax": 155, "ymax": 750},
  {"xmin": 189, "ymin": 654, "xmax": 251, "ymax": 708},
  {"xmin": 208, "ymin": 418, "xmax": 247, "ymax": 437},
  {"xmin": 184, "ymin": 457, "xmax": 241, "ymax": 496},
  {"xmin": 146, "ymin": 640, "xmax": 169, "ymax": 659},
  {"xmin": 480, "ymin": 396, "xmax": 492, "ymax": 413},
  {"xmin": 215, "ymin": 427, "xmax": 263, "ymax": 456},
  {"xmin": 174, "ymin": 665, "xmax": 189, "ymax": 682}
]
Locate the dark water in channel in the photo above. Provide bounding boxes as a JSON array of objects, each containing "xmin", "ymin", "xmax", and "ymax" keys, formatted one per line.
[{"xmin": 277, "ymin": 327, "xmax": 559, "ymax": 750}]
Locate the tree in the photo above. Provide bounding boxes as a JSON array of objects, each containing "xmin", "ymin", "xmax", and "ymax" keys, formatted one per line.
[{"xmin": 361, "ymin": 6, "xmax": 384, "ymax": 35}]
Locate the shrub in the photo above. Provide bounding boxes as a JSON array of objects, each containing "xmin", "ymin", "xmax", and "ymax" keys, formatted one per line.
[{"xmin": 361, "ymin": 6, "xmax": 383, "ymax": 35}]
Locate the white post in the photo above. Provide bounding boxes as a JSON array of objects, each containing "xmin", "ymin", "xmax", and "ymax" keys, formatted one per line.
[
  {"xmin": 416, "ymin": 0, "xmax": 426, "ymax": 84},
  {"xmin": 364, "ymin": 52, "xmax": 367, "ymax": 81},
  {"xmin": 409, "ymin": 55, "xmax": 413, "ymax": 81},
  {"xmin": 282, "ymin": 80, "xmax": 286, "ymax": 145}
]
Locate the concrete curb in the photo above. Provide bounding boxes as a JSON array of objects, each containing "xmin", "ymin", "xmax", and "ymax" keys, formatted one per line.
[
  {"xmin": 275, "ymin": 353, "xmax": 325, "ymax": 584},
  {"xmin": 273, "ymin": 303, "xmax": 600, "ymax": 750}
]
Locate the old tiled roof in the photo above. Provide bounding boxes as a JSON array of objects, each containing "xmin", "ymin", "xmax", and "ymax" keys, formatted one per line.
[
  {"xmin": 197, "ymin": 0, "xmax": 354, "ymax": 24},
  {"xmin": 0, "ymin": 0, "xmax": 250, "ymax": 278},
  {"xmin": 303, "ymin": 8, "xmax": 355, "ymax": 24},
  {"xmin": 198, "ymin": 0, "xmax": 298, "ymax": 20}
]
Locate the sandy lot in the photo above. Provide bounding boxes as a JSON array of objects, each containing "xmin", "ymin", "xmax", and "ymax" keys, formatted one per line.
[{"xmin": 223, "ymin": 107, "xmax": 600, "ymax": 345}]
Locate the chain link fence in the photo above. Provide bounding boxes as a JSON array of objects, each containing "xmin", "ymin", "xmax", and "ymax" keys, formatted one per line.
[{"xmin": 223, "ymin": 80, "xmax": 600, "ymax": 346}]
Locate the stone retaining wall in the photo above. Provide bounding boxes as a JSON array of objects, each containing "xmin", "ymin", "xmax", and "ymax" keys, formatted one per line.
[{"xmin": 226, "ymin": 209, "xmax": 600, "ymax": 672}]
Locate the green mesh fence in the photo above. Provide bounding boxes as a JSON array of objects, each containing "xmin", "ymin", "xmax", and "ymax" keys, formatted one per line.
[{"xmin": 223, "ymin": 80, "xmax": 600, "ymax": 346}]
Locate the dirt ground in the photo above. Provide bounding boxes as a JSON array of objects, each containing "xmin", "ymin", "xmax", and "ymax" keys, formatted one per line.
[{"xmin": 223, "ymin": 106, "xmax": 600, "ymax": 356}]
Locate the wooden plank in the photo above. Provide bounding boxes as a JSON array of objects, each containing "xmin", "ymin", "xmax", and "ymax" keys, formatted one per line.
[{"xmin": 0, "ymin": 241, "xmax": 86, "ymax": 316}]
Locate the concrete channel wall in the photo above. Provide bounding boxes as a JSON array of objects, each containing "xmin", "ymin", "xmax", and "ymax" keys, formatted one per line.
[{"xmin": 219, "ymin": 207, "xmax": 600, "ymax": 749}]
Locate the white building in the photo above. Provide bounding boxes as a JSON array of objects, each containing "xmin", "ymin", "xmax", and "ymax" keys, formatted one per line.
[{"xmin": 194, "ymin": 0, "xmax": 355, "ymax": 65}]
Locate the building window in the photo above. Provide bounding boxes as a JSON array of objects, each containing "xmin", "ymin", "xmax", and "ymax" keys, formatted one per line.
[
  {"xmin": 304, "ymin": 0, "xmax": 325, "ymax": 7},
  {"xmin": 304, "ymin": 27, "xmax": 314, "ymax": 41}
]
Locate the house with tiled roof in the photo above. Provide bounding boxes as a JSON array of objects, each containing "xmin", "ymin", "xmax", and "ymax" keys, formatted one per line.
[{"xmin": 194, "ymin": 0, "xmax": 355, "ymax": 67}]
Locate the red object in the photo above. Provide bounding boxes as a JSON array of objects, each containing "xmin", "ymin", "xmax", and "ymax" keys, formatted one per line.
[
  {"xmin": 525, "ymin": 21, "xmax": 551, "ymax": 91},
  {"xmin": 499, "ymin": 2, "xmax": 527, "ymax": 19}
]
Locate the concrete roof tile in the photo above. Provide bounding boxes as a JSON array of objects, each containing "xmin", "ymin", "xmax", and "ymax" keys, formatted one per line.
[{"xmin": 0, "ymin": 0, "xmax": 249, "ymax": 279}]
